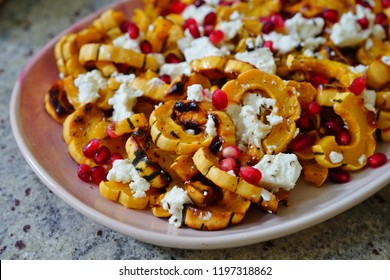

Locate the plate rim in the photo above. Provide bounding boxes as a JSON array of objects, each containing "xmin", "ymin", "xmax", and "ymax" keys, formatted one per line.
[{"xmin": 9, "ymin": 0, "xmax": 390, "ymax": 250}]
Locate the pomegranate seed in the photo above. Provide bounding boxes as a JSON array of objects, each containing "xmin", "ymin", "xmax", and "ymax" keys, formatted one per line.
[
  {"xmin": 107, "ymin": 123, "xmax": 119, "ymax": 138},
  {"xmin": 263, "ymin": 40, "xmax": 274, "ymax": 52},
  {"xmin": 140, "ymin": 40, "xmax": 152, "ymax": 54},
  {"xmin": 109, "ymin": 152, "xmax": 123, "ymax": 165},
  {"xmin": 212, "ymin": 89, "xmax": 229, "ymax": 110},
  {"xmin": 183, "ymin": 18, "xmax": 197, "ymax": 30},
  {"xmin": 203, "ymin": 24, "xmax": 215, "ymax": 36},
  {"xmin": 169, "ymin": 1, "xmax": 187, "ymax": 14},
  {"xmin": 188, "ymin": 24, "xmax": 201, "ymax": 38},
  {"xmin": 335, "ymin": 128, "xmax": 351, "ymax": 145},
  {"xmin": 239, "ymin": 166, "xmax": 262, "ymax": 185},
  {"xmin": 83, "ymin": 139, "xmax": 101, "ymax": 159},
  {"xmin": 220, "ymin": 158, "xmax": 237, "ymax": 172},
  {"xmin": 310, "ymin": 73, "xmax": 329, "ymax": 87},
  {"xmin": 367, "ymin": 153, "xmax": 387, "ymax": 168},
  {"xmin": 383, "ymin": 0, "xmax": 390, "ymax": 8},
  {"xmin": 204, "ymin": 12, "xmax": 217, "ymax": 26},
  {"xmin": 77, "ymin": 164, "xmax": 91, "ymax": 182},
  {"xmin": 306, "ymin": 101, "xmax": 322, "ymax": 115},
  {"xmin": 290, "ymin": 134, "xmax": 315, "ymax": 152},
  {"xmin": 165, "ymin": 53, "xmax": 181, "ymax": 64},
  {"xmin": 270, "ymin": 14, "xmax": 284, "ymax": 28},
  {"xmin": 348, "ymin": 76, "xmax": 366, "ymax": 95},
  {"xmin": 322, "ymin": 9, "xmax": 339, "ymax": 23},
  {"xmin": 120, "ymin": 21, "xmax": 131, "ymax": 33},
  {"xmin": 329, "ymin": 169, "xmax": 350, "ymax": 184},
  {"xmin": 91, "ymin": 166, "xmax": 107, "ymax": 185},
  {"xmin": 357, "ymin": 17, "xmax": 369, "ymax": 29},
  {"xmin": 375, "ymin": 12, "xmax": 388, "ymax": 26},
  {"xmin": 357, "ymin": 0, "xmax": 373, "ymax": 8},
  {"xmin": 323, "ymin": 119, "xmax": 342, "ymax": 135},
  {"xmin": 127, "ymin": 22, "xmax": 139, "ymax": 39},
  {"xmin": 222, "ymin": 145, "xmax": 240, "ymax": 159},
  {"xmin": 194, "ymin": 0, "xmax": 205, "ymax": 7},
  {"xmin": 94, "ymin": 146, "xmax": 111, "ymax": 164},
  {"xmin": 297, "ymin": 111, "xmax": 314, "ymax": 131},
  {"xmin": 261, "ymin": 21, "xmax": 274, "ymax": 34},
  {"xmin": 160, "ymin": 74, "xmax": 171, "ymax": 84},
  {"xmin": 209, "ymin": 30, "xmax": 225, "ymax": 44}
]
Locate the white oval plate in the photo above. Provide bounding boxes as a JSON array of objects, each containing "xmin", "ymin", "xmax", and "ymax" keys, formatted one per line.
[{"xmin": 10, "ymin": 0, "xmax": 390, "ymax": 249}]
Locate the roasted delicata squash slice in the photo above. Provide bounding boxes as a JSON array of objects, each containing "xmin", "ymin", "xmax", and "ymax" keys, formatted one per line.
[
  {"xmin": 193, "ymin": 147, "xmax": 278, "ymax": 213},
  {"xmin": 222, "ymin": 69, "xmax": 301, "ymax": 154},
  {"xmin": 125, "ymin": 134, "xmax": 172, "ymax": 188},
  {"xmin": 149, "ymin": 100, "xmax": 214, "ymax": 155},
  {"xmin": 110, "ymin": 113, "xmax": 149, "ymax": 136},
  {"xmin": 44, "ymin": 80, "xmax": 74, "ymax": 123},
  {"xmin": 313, "ymin": 92, "xmax": 377, "ymax": 170}
]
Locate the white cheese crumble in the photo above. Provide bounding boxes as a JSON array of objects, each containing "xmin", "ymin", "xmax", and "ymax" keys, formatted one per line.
[
  {"xmin": 253, "ymin": 153, "xmax": 302, "ymax": 191},
  {"xmin": 182, "ymin": 4, "xmax": 215, "ymax": 25},
  {"xmin": 187, "ymin": 84, "xmax": 204, "ymax": 101},
  {"xmin": 161, "ymin": 186, "xmax": 192, "ymax": 227},
  {"xmin": 74, "ymin": 69, "xmax": 107, "ymax": 104},
  {"xmin": 112, "ymin": 33, "xmax": 143, "ymax": 53},
  {"xmin": 358, "ymin": 154, "xmax": 367, "ymax": 165},
  {"xmin": 381, "ymin": 56, "xmax": 390, "ymax": 66},
  {"xmin": 108, "ymin": 81, "xmax": 143, "ymax": 122},
  {"xmin": 329, "ymin": 151, "xmax": 344, "ymax": 164},
  {"xmin": 182, "ymin": 36, "xmax": 230, "ymax": 62},
  {"xmin": 217, "ymin": 19, "xmax": 243, "ymax": 41},
  {"xmin": 159, "ymin": 62, "xmax": 191, "ymax": 80},
  {"xmin": 205, "ymin": 114, "xmax": 218, "ymax": 138},
  {"xmin": 234, "ymin": 47, "xmax": 276, "ymax": 74},
  {"xmin": 361, "ymin": 89, "xmax": 377, "ymax": 113},
  {"xmin": 106, "ymin": 159, "xmax": 150, "ymax": 198}
]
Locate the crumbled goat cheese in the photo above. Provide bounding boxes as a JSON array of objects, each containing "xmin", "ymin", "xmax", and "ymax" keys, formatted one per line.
[
  {"xmin": 182, "ymin": 4, "xmax": 215, "ymax": 25},
  {"xmin": 253, "ymin": 153, "xmax": 302, "ymax": 191},
  {"xmin": 217, "ymin": 19, "xmax": 243, "ymax": 41},
  {"xmin": 381, "ymin": 56, "xmax": 390, "ymax": 66},
  {"xmin": 159, "ymin": 62, "xmax": 191, "ymax": 80},
  {"xmin": 261, "ymin": 189, "xmax": 272, "ymax": 202},
  {"xmin": 147, "ymin": 77, "xmax": 165, "ymax": 87},
  {"xmin": 359, "ymin": 154, "xmax": 367, "ymax": 165},
  {"xmin": 182, "ymin": 37, "xmax": 230, "ymax": 62},
  {"xmin": 285, "ymin": 12, "xmax": 325, "ymax": 41},
  {"xmin": 348, "ymin": 64, "xmax": 368, "ymax": 74},
  {"xmin": 106, "ymin": 159, "xmax": 150, "ymax": 198},
  {"xmin": 240, "ymin": 105, "xmax": 272, "ymax": 148},
  {"xmin": 205, "ymin": 114, "xmax": 218, "ymax": 138},
  {"xmin": 361, "ymin": 89, "xmax": 377, "ymax": 113},
  {"xmin": 234, "ymin": 47, "xmax": 276, "ymax": 74},
  {"xmin": 186, "ymin": 84, "xmax": 205, "ymax": 102},
  {"xmin": 161, "ymin": 186, "xmax": 192, "ymax": 227},
  {"xmin": 74, "ymin": 69, "xmax": 107, "ymax": 104},
  {"xmin": 329, "ymin": 151, "xmax": 344, "ymax": 164},
  {"xmin": 112, "ymin": 33, "xmax": 143, "ymax": 52},
  {"xmin": 112, "ymin": 72, "xmax": 136, "ymax": 84},
  {"xmin": 108, "ymin": 82, "xmax": 143, "ymax": 122}
]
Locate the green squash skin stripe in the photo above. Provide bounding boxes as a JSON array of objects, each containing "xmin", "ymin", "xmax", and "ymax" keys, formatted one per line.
[{"xmin": 127, "ymin": 118, "xmax": 135, "ymax": 129}]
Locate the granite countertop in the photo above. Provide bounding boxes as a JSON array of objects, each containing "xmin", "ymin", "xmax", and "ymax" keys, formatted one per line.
[{"xmin": 0, "ymin": 0, "xmax": 389, "ymax": 260}]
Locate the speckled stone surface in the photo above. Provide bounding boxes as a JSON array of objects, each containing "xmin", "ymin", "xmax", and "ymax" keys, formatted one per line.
[{"xmin": 0, "ymin": 0, "xmax": 389, "ymax": 260}]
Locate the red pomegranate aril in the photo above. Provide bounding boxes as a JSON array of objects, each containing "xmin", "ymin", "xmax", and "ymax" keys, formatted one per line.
[
  {"xmin": 212, "ymin": 89, "xmax": 229, "ymax": 110},
  {"xmin": 220, "ymin": 158, "xmax": 237, "ymax": 172},
  {"xmin": 204, "ymin": 11, "xmax": 217, "ymax": 26},
  {"xmin": 120, "ymin": 21, "xmax": 131, "ymax": 33},
  {"xmin": 306, "ymin": 101, "xmax": 322, "ymax": 115},
  {"xmin": 222, "ymin": 145, "xmax": 240, "ymax": 159},
  {"xmin": 290, "ymin": 134, "xmax": 315, "ymax": 152},
  {"xmin": 209, "ymin": 30, "xmax": 225, "ymax": 44},
  {"xmin": 357, "ymin": 17, "xmax": 369, "ymax": 29},
  {"xmin": 310, "ymin": 73, "xmax": 329, "ymax": 87},
  {"xmin": 263, "ymin": 40, "xmax": 274, "ymax": 52},
  {"xmin": 335, "ymin": 128, "xmax": 351, "ymax": 145},
  {"xmin": 107, "ymin": 123, "xmax": 119, "ymax": 138},
  {"xmin": 183, "ymin": 18, "xmax": 197, "ymax": 30},
  {"xmin": 261, "ymin": 21, "xmax": 275, "ymax": 34},
  {"xmin": 322, "ymin": 9, "xmax": 339, "ymax": 23},
  {"xmin": 329, "ymin": 169, "xmax": 350, "ymax": 184},
  {"xmin": 77, "ymin": 164, "xmax": 92, "ymax": 183},
  {"xmin": 188, "ymin": 24, "xmax": 201, "ymax": 38},
  {"xmin": 169, "ymin": 1, "xmax": 187, "ymax": 14},
  {"xmin": 367, "ymin": 153, "xmax": 387, "ymax": 168},
  {"xmin": 270, "ymin": 14, "xmax": 284, "ymax": 28},
  {"xmin": 160, "ymin": 74, "xmax": 171, "ymax": 84},
  {"xmin": 382, "ymin": 0, "xmax": 390, "ymax": 8},
  {"xmin": 239, "ymin": 166, "xmax": 262, "ymax": 185},
  {"xmin": 140, "ymin": 40, "xmax": 152, "ymax": 54},
  {"xmin": 91, "ymin": 166, "xmax": 107, "ymax": 185},
  {"xmin": 348, "ymin": 76, "xmax": 366, "ymax": 95},
  {"xmin": 94, "ymin": 146, "xmax": 112, "ymax": 164},
  {"xmin": 204, "ymin": 24, "xmax": 215, "ymax": 36},
  {"xmin": 194, "ymin": 0, "xmax": 205, "ymax": 7},
  {"xmin": 323, "ymin": 119, "xmax": 342, "ymax": 135},
  {"xmin": 83, "ymin": 139, "xmax": 101, "ymax": 159},
  {"xmin": 109, "ymin": 152, "xmax": 123, "ymax": 165},
  {"xmin": 127, "ymin": 22, "xmax": 139, "ymax": 39},
  {"xmin": 165, "ymin": 53, "xmax": 181, "ymax": 64},
  {"xmin": 297, "ymin": 111, "xmax": 314, "ymax": 131},
  {"xmin": 375, "ymin": 12, "xmax": 388, "ymax": 26}
]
